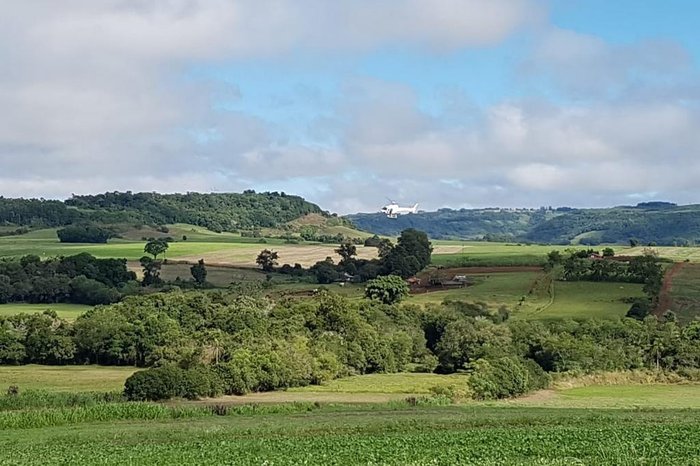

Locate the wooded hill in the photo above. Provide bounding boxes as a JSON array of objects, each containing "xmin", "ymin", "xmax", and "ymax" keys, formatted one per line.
[
  {"xmin": 0, "ymin": 191, "xmax": 326, "ymax": 232},
  {"xmin": 347, "ymin": 202, "xmax": 700, "ymax": 246}
]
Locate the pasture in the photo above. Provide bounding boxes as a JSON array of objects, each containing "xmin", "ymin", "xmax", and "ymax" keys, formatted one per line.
[
  {"xmin": 406, "ymin": 270, "xmax": 642, "ymax": 320},
  {"xmin": 0, "ymin": 303, "xmax": 90, "ymax": 321},
  {"xmin": 0, "ymin": 365, "xmax": 137, "ymax": 392},
  {"xmin": 665, "ymin": 263, "xmax": 700, "ymax": 323}
]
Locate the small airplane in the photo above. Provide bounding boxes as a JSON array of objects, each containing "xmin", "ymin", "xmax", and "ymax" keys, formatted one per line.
[{"xmin": 381, "ymin": 199, "xmax": 418, "ymax": 218}]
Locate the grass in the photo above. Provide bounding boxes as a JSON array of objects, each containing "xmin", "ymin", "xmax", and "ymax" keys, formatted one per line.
[
  {"xmin": 407, "ymin": 272, "xmax": 543, "ymax": 309},
  {"xmin": 519, "ymin": 281, "xmax": 644, "ymax": 320},
  {"xmin": 541, "ymin": 384, "xmax": 700, "ymax": 409},
  {"xmin": 667, "ymin": 263, "xmax": 700, "ymax": 323},
  {"xmin": 0, "ymin": 303, "xmax": 91, "ymax": 321},
  {"xmin": 432, "ymin": 241, "xmax": 700, "ymax": 267},
  {"xmin": 289, "ymin": 373, "xmax": 468, "ymax": 394},
  {"xmin": 0, "ymin": 365, "xmax": 137, "ymax": 393},
  {"xmin": 407, "ymin": 270, "xmax": 643, "ymax": 320}
]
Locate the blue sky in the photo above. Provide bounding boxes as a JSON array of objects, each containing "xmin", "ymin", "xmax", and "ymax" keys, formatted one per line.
[{"xmin": 2, "ymin": 1, "xmax": 700, "ymax": 213}]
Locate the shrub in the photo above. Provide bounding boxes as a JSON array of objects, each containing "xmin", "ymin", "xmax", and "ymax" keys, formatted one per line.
[
  {"xmin": 124, "ymin": 366, "xmax": 186, "ymax": 401},
  {"xmin": 468, "ymin": 357, "xmax": 531, "ymax": 400}
]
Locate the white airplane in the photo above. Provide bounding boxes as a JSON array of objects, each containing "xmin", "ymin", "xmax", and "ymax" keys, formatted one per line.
[{"xmin": 381, "ymin": 200, "xmax": 418, "ymax": 218}]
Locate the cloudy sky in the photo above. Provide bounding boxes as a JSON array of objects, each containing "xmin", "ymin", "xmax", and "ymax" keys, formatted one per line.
[{"xmin": 2, "ymin": 0, "xmax": 699, "ymax": 213}]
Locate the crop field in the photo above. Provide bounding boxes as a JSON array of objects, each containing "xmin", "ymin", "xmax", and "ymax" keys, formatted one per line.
[
  {"xmin": 0, "ymin": 404, "xmax": 698, "ymax": 465},
  {"xmin": 1, "ymin": 364, "xmax": 698, "ymax": 464},
  {"xmin": 0, "ymin": 303, "xmax": 90, "ymax": 321}
]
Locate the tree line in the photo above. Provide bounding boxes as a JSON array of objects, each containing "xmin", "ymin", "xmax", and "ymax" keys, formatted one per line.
[
  {"xmin": 0, "ymin": 191, "xmax": 325, "ymax": 232},
  {"xmin": 0, "ymin": 253, "xmax": 135, "ymax": 306},
  {"xmin": 262, "ymin": 228, "xmax": 434, "ymax": 283},
  {"xmin": 2, "ymin": 290, "xmax": 698, "ymax": 401}
]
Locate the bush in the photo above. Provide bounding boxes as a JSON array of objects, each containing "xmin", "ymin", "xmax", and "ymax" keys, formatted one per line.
[
  {"xmin": 124, "ymin": 366, "xmax": 186, "ymax": 401},
  {"xmin": 57, "ymin": 225, "xmax": 115, "ymax": 243},
  {"xmin": 468, "ymin": 357, "xmax": 532, "ymax": 400}
]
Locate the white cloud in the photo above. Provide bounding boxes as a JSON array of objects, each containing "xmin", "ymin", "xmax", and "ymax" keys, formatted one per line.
[{"xmin": 1, "ymin": 1, "xmax": 700, "ymax": 215}]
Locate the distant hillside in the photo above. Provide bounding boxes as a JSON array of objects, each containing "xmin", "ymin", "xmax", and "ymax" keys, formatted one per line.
[
  {"xmin": 346, "ymin": 208, "xmax": 557, "ymax": 241},
  {"xmin": 347, "ymin": 202, "xmax": 700, "ymax": 246},
  {"xmin": 0, "ymin": 191, "xmax": 325, "ymax": 232}
]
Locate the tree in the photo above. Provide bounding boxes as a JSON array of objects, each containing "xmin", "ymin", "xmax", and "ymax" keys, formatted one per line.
[
  {"xmin": 364, "ymin": 275, "xmax": 409, "ymax": 304},
  {"xmin": 144, "ymin": 238, "xmax": 169, "ymax": 259},
  {"xmin": 602, "ymin": 247, "xmax": 615, "ymax": 257},
  {"xmin": 190, "ymin": 259, "xmax": 207, "ymax": 286},
  {"xmin": 381, "ymin": 229, "xmax": 432, "ymax": 278},
  {"xmin": 140, "ymin": 256, "xmax": 163, "ymax": 287},
  {"xmin": 256, "ymin": 249, "xmax": 279, "ymax": 272},
  {"xmin": 335, "ymin": 241, "xmax": 357, "ymax": 265}
]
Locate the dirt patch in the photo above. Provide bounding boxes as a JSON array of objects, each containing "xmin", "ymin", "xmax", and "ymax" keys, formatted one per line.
[{"xmin": 656, "ymin": 262, "xmax": 685, "ymax": 315}]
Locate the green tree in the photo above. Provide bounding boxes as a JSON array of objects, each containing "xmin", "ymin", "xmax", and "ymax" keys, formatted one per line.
[
  {"xmin": 335, "ymin": 241, "xmax": 357, "ymax": 265},
  {"xmin": 140, "ymin": 256, "xmax": 163, "ymax": 287},
  {"xmin": 256, "ymin": 249, "xmax": 279, "ymax": 272},
  {"xmin": 364, "ymin": 275, "xmax": 409, "ymax": 304},
  {"xmin": 144, "ymin": 238, "xmax": 169, "ymax": 259},
  {"xmin": 381, "ymin": 229, "xmax": 432, "ymax": 278},
  {"xmin": 190, "ymin": 259, "xmax": 207, "ymax": 286}
]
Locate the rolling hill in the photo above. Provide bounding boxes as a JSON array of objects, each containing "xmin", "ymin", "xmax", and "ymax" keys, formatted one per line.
[
  {"xmin": 0, "ymin": 191, "xmax": 328, "ymax": 232},
  {"xmin": 347, "ymin": 202, "xmax": 700, "ymax": 245}
]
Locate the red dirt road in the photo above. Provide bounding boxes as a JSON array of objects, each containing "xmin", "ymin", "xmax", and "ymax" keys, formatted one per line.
[{"xmin": 656, "ymin": 262, "xmax": 685, "ymax": 315}]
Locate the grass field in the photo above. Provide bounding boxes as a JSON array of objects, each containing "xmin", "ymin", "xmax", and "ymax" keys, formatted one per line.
[
  {"xmin": 407, "ymin": 271, "xmax": 545, "ymax": 311},
  {"xmin": 405, "ymin": 271, "xmax": 642, "ymax": 320},
  {"xmin": 0, "ymin": 303, "xmax": 91, "ymax": 321},
  {"xmin": 511, "ymin": 384, "xmax": 700, "ymax": 409},
  {"xmin": 667, "ymin": 263, "xmax": 700, "ymax": 323},
  {"xmin": 519, "ymin": 281, "xmax": 644, "ymax": 320},
  {"xmin": 0, "ymin": 365, "xmax": 137, "ymax": 392},
  {"xmin": 290, "ymin": 373, "xmax": 467, "ymax": 394}
]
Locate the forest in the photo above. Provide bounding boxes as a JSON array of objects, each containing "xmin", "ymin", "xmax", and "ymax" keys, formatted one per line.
[
  {"xmin": 0, "ymin": 254, "xmax": 135, "ymax": 305},
  {"xmin": 1, "ymin": 290, "xmax": 698, "ymax": 402},
  {"xmin": 0, "ymin": 191, "xmax": 325, "ymax": 231}
]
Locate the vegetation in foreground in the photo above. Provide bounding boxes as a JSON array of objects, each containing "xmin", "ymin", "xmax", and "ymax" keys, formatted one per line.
[{"xmin": 0, "ymin": 403, "xmax": 698, "ymax": 465}]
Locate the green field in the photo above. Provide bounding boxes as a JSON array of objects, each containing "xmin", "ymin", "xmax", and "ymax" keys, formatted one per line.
[
  {"xmin": 408, "ymin": 271, "xmax": 544, "ymax": 309},
  {"xmin": 1, "ymin": 365, "xmax": 698, "ymax": 464},
  {"xmin": 511, "ymin": 383, "xmax": 700, "ymax": 409},
  {"xmin": 519, "ymin": 281, "xmax": 644, "ymax": 320},
  {"xmin": 405, "ymin": 271, "xmax": 642, "ymax": 320},
  {"xmin": 1, "ymin": 405, "xmax": 698, "ymax": 464},
  {"xmin": 667, "ymin": 263, "xmax": 700, "ymax": 323},
  {"xmin": 0, "ymin": 365, "xmax": 137, "ymax": 392},
  {"xmin": 0, "ymin": 303, "xmax": 91, "ymax": 321},
  {"xmin": 289, "ymin": 373, "xmax": 467, "ymax": 394}
]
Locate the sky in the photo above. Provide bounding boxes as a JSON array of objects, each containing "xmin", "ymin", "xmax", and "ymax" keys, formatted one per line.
[{"xmin": 2, "ymin": 0, "xmax": 700, "ymax": 214}]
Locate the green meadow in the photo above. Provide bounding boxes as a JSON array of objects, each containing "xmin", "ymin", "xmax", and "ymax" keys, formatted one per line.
[{"xmin": 0, "ymin": 303, "xmax": 91, "ymax": 321}]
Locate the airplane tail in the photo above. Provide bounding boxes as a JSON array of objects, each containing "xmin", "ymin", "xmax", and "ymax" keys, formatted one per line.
[{"xmin": 411, "ymin": 203, "xmax": 418, "ymax": 213}]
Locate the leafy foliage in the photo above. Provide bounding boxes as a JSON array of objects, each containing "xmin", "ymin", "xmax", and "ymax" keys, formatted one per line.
[
  {"xmin": 56, "ymin": 225, "xmax": 115, "ymax": 243},
  {"xmin": 0, "ymin": 253, "xmax": 134, "ymax": 305},
  {"xmin": 0, "ymin": 191, "xmax": 325, "ymax": 232},
  {"xmin": 364, "ymin": 275, "xmax": 409, "ymax": 304}
]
